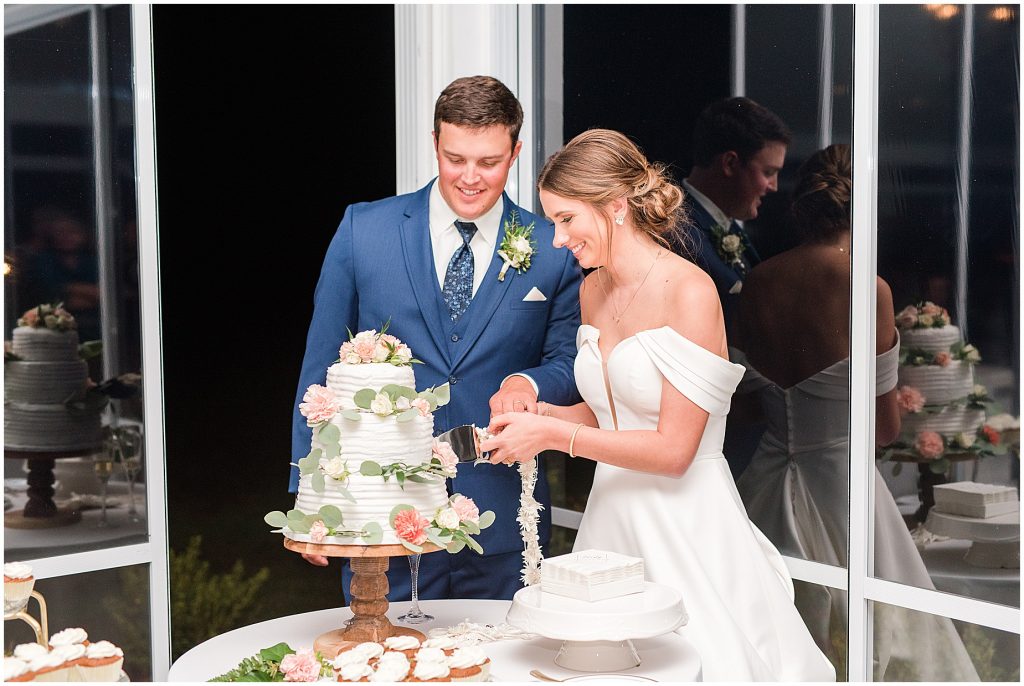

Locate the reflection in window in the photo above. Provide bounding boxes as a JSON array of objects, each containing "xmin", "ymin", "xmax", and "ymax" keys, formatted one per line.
[
  {"xmin": 870, "ymin": 600, "xmax": 1018, "ymax": 682},
  {"xmin": 875, "ymin": 3, "xmax": 1020, "ymax": 612}
]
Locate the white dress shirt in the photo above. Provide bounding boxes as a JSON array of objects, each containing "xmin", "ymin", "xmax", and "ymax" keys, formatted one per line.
[{"xmin": 429, "ymin": 181, "xmax": 504, "ymax": 296}]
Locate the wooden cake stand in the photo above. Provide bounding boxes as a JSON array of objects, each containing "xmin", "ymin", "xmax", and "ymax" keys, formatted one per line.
[
  {"xmin": 4, "ymin": 447, "xmax": 100, "ymax": 528},
  {"xmin": 283, "ymin": 539, "xmax": 441, "ymax": 658}
]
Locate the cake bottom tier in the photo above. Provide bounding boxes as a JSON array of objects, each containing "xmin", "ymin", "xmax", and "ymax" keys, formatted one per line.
[
  {"xmin": 292, "ymin": 472, "xmax": 449, "ymax": 545},
  {"xmin": 4, "ymin": 403, "xmax": 102, "ymax": 451}
]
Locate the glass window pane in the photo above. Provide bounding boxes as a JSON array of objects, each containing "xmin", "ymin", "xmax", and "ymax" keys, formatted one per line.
[
  {"xmin": 3, "ymin": 565, "xmax": 152, "ymax": 681},
  {"xmin": 793, "ymin": 579, "xmax": 848, "ymax": 681},
  {"xmin": 4, "ymin": 5, "xmax": 148, "ymax": 559},
  {"xmin": 869, "ymin": 600, "xmax": 1018, "ymax": 681},
  {"xmin": 875, "ymin": 3, "xmax": 1020, "ymax": 610}
]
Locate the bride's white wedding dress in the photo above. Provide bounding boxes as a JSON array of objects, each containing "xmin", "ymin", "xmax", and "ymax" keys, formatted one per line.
[
  {"xmin": 572, "ymin": 325, "xmax": 836, "ymax": 682},
  {"xmin": 733, "ymin": 341, "xmax": 979, "ymax": 681}
]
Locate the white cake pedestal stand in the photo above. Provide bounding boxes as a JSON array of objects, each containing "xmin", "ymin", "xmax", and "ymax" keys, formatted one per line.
[
  {"xmin": 505, "ymin": 582, "xmax": 687, "ymax": 672},
  {"xmin": 925, "ymin": 509, "xmax": 1020, "ymax": 568}
]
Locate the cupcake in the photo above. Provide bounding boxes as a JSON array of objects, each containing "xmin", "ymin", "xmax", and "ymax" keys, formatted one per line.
[
  {"xmin": 369, "ymin": 653, "xmax": 411, "ymax": 682},
  {"xmin": 49, "ymin": 626, "xmax": 89, "ymax": 647},
  {"xmin": 78, "ymin": 640, "xmax": 124, "ymax": 681},
  {"xmin": 447, "ymin": 646, "xmax": 491, "ymax": 682},
  {"xmin": 12, "ymin": 642, "xmax": 49, "ymax": 661},
  {"xmin": 3, "ymin": 657, "xmax": 33, "ymax": 683},
  {"xmin": 337, "ymin": 660, "xmax": 374, "ymax": 683},
  {"xmin": 410, "ymin": 657, "xmax": 450, "ymax": 683},
  {"xmin": 52, "ymin": 643, "xmax": 89, "ymax": 679},
  {"xmin": 4, "ymin": 562, "xmax": 35, "ymax": 614},
  {"xmin": 25, "ymin": 650, "xmax": 71, "ymax": 682},
  {"xmin": 383, "ymin": 635, "xmax": 421, "ymax": 658},
  {"xmin": 421, "ymin": 636, "xmax": 458, "ymax": 655}
]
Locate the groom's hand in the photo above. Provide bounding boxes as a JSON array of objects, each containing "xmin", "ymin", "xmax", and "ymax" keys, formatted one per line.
[{"xmin": 489, "ymin": 376, "xmax": 538, "ymax": 417}]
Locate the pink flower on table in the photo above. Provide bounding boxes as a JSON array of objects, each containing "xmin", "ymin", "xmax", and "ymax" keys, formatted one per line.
[
  {"xmin": 432, "ymin": 439, "xmax": 459, "ymax": 477},
  {"xmin": 896, "ymin": 386, "xmax": 925, "ymax": 414},
  {"xmin": 450, "ymin": 495, "xmax": 480, "ymax": 524},
  {"xmin": 411, "ymin": 398, "xmax": 431, "ymax": 417},
  {"xmin": 280, "ymin": 648, "xmax": 322, "ymax": 682},
  {"xmin": 299, "ymin": 385, "xmax": 340, "ymax": 424},
  {"xmin": 895, "ymin": 306, "xmax": 918, "ymax": 329},
  {"xmin": 309, "ymin": 520, "xmax": 328, "ymax": 543},
  {"xmin": 393, "ymin": 508, "xmax": 429, "ymax": 546},
  {"xmin": 933, "ymin": 351, "xmax": 952, "ymax": 367},
  {"xmin": 914, "ymin": 431, "xmax": 945, "ymax": 460}
]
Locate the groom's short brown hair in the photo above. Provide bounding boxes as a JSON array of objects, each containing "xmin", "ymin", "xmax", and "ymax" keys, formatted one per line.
[{"xmin": 433, "ymin": 76, "xmax": 524, "ymax": 146}]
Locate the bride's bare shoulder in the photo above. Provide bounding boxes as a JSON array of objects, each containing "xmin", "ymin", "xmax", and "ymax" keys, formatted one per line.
[
  {"xmin": 656, "ymin": 253, "xmax": 726, "ymax": 355},
  {"xmin": 658, "ymin": 252, "xmax": 719, "ymax": 304}
]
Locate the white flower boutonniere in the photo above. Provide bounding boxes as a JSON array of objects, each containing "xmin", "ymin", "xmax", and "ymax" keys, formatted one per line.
[
  {"xmin": 496, "ymin": 211, "xmax": 536, "ymax": 282},
  {"xmin": 711, "ymin": 223, "xmax": 747, "ymax": 269}
]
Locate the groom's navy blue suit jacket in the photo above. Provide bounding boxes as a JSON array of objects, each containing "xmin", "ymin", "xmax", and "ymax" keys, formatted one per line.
[
  {"xmin": 669, "ymin": 193, "xmax": 761, "ymax": 329},
  {"xmin": 291, "ymin": 180, "xmax": 582, "ymax": 557}
]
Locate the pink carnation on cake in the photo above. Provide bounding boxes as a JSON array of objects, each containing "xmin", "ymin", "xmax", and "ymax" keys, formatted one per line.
[
  {"xmin": 352, "ymin": 333, "xmax": 378, "ymax": 362},
  {"xmin": 411, "ymin": 398, "xmax": 431, "ymax": 417},
  {"xmin": 380, "ymin": 333, "xmax": 400, "ymax": 347},
  {"xmin": 451, "ymin": 494, "xmax": 480, "ymax": 524},
  {"xmin": 299, "ymin": 385, "xmax": 339, "ymax": 424},
  {"xmin": 394, "ymin": 508, "xmax": 429, "ymax": 545},
  {"xmin": 933, "ymin": 351, "xmax": 951, "ymax": 367},
  {"xmin": 280, "ymin": 648, "xmax": 322, "ymax": 682},
  {"xmin": 896, "ymin": 386, "xmax": 925, "ymax": 414},
  {"xmin": 19, "ymin": 308, "xmax": 39, "ymax": 326},
  {"xmin": 914, "ymin": 431, "xmax": 944, "ymax": 460},
  {"xmin": 309, "ymin": 520, "xmax": 328, "ymax": 543},
  {"xmin": 432, "ymin": 439, "xmax": 459, "ymax": 475}
]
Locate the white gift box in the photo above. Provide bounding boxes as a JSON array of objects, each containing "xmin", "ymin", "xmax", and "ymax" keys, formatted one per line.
[
  {"xmin": 541, "ymin": 549, "xmax": 645, "ymax": 602},
  {"xmin": 933, "ymin": 481, "xmax": 1019, "ymax": 519}
]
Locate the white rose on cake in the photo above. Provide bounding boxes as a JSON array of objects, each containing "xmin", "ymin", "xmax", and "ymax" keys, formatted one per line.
[
  {"xmin": 435, "ymin": 507, "xmax": 461, "ymax": 530},
  {"xmin": 319, "ymin": 457, "xmax": 348, "ymax": 481},
  {"xmin": 370, "ymin": 393, "xmax": 393, "ymax": 416}
]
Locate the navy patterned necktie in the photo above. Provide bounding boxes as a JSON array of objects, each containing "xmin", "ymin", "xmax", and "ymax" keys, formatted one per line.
[{"xmin": 442, "ymin": 221, "xmax": 478, "ymax": 322}]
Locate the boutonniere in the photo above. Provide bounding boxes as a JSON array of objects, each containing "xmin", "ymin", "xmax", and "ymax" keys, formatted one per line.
[
  {"xmin": 496, "ymin": 211, "xmax": 536, "ymax": 282},
  {"xmin": 711, "ymin": 223, "xmax": 747, "ymax": 270}
]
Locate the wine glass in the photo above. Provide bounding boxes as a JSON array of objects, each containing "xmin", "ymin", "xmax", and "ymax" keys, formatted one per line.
[
  {"xmin": 122, "ymin": 456, "xmax": 142, "ymax": 522},
  {"xmin": 397, "ymin": 553, "xmax": 433, "ymax": 623},
  {"xmin": 117, "ymin": 427, "xmax": 143, "ymax": 522},
  {"xmin": 93, "ymin": 457, "xmax": 115, "ymax": 527}
]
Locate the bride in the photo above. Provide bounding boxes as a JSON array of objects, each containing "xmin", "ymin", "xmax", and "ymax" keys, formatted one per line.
[{"xmin": 481, "ymin": 129, "xmax": 835, "ymax": 682}]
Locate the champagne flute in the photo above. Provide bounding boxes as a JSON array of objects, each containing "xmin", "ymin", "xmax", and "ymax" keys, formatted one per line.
[
  {"xmin": 93, "ymin": 457, "xmax": 114, "ymax": 527},
  {"xmin": 123, "ymin": 456, "xmax": 142, "ymax": 522},
  {"xmin": 398, "ymin": 553, "xmax": 432, "ymax": 623}
]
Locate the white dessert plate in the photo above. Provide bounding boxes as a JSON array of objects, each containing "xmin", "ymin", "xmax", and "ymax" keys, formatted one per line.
[
  {"xmin": 507, "ymin": 582, "xmax": 686, "ymax": 642},
  {"xmin": 562, "ymin": 676, "xmax": 657, "ymax": 682}
]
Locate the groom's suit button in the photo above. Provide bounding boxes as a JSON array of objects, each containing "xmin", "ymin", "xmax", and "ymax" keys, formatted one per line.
[
  {"xmin": 451, "ymin": 334, "xmax": 460, "ymax": 342},
  {"xmin": 449, "ymin": 376, "xmax": 459, "ymax": 384}
]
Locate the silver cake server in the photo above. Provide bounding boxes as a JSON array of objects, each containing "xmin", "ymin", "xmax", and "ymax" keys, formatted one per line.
[{"xmin": 434, "ymin": 424, "xmax": 490, "ymax": 463}]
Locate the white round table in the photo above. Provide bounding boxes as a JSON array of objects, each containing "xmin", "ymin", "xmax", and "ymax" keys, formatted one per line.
[{"xmin": 168, "ymin": 599, "xmax": 702, "ymax": 682}]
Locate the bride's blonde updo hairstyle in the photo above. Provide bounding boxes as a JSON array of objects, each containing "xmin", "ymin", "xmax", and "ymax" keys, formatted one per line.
[
  {"xmin": 537, "ymin": 129, "xmax": 685, "ymax": 249},
  {"xmin": 790, "ymin": 143, "xmax": 851, "ymax": 243}
]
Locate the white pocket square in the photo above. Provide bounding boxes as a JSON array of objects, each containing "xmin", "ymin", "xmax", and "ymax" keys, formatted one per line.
[
  {"xmin": 728, "ymin": 280, "xmax": 743, "ymax": 295},
  {"xmin": 523, "ymin": 287, "xmax": 548, "ymax": 302}
]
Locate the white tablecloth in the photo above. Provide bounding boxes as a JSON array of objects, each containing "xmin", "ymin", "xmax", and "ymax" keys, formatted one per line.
[
  {"xmin": 169, "ymin": 599, "xmax": 702, "ymax": 682},
  {"xmin": 919, "ymin": 539, "xmax": 1019, "ymax": 608}
]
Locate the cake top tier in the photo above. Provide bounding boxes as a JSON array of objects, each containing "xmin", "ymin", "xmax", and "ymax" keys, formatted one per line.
[
  {"xmin": 338, "ymin": 326, "xmax": 416, "ymax": 367},
  {"xmin": 16, "ymin": 303, "xmax": 77, "ymax": 332}
]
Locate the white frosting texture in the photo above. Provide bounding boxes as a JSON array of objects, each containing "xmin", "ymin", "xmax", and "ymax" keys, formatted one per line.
[
  {"xmin": 49, "ymin": 627, "xmax": 88, "ymax": 646},
  {"xmin": 5, "ymin": 562, "xmax": 33, "ymax": 579},
  {"xmin": 13, "ymin": 643, "xmax": 48, "ymax": 660},
  {"xmin": 413, "ymin": 660, "xmax": 450, "ymax": 680},
  {"xmin": 383, "ymin": 635, "xmax": 420, "ymax": 651},
  {"xmin": 3, "ymin": 658, "xmax": 28, "ymax": 680},
  {"xmin": 900, "ymin": 325, "xmax": 961, "ymax": 353},
  {"xmin": 899, "ymin": 362, "xmax": 974, "ymax": 405},
  {"xmin": 84, "ymin": 640, "xmax": 122, "ymax": 659}
]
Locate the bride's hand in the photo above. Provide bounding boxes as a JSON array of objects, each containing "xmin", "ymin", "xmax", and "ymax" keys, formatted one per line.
[{"xmin": 482, "ymin": 412, "xmax": 561, "ymax": 464}]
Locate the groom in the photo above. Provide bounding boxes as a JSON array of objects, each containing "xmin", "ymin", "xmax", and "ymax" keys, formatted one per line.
[{"xmin": 290, "ymin": 76, "xmax": 582, "ymax": 601}]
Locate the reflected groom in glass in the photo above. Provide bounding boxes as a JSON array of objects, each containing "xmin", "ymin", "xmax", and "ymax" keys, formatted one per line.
[
  {"xmin": 668, "ymin": 97, "xmax": 790, "ymax": 479},
  {"xmin": 291, "ymin": 76, "xmax": 582, "ymax": 600},
  {"xmin": 670, "ymin": 97, "xmax": 790, "ymax": 337}
]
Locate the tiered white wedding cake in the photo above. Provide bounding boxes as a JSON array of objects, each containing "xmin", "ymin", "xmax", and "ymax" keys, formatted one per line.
[
  {"xmin": 266, "ymin": 328, "xmax": 493, "ymax": 551},
  {"xmin": 892, "ymin": 302, "xmax": 995, "ymax": 458},
  {"xmin": 4, "ymin": 305, "xmax": 102, "ymax": 451}
]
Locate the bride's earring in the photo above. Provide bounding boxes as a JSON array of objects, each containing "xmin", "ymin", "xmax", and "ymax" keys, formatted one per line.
[{"xmin": 614, "ymin": 214, "xmax": 625, "ymax": 225}]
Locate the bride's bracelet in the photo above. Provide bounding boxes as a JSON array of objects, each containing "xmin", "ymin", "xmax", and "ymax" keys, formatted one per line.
[{"xmin": 568, "ymin": 422, "xmax": 585, "ymax": 458}]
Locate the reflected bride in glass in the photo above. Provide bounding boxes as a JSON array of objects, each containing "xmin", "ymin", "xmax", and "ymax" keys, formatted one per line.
[
  {"xmin": 481, "ymin": 129, "xmax": 835, "ymax": 682},
  {"xmin": 732, "ymin": 144, "xmax": 979, "ymax": 680}
]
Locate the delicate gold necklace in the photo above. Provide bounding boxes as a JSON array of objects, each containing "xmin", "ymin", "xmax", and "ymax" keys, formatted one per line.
[{"xmin": 602, "ymin": 251, "xmax": 663, "ymax": 324}]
